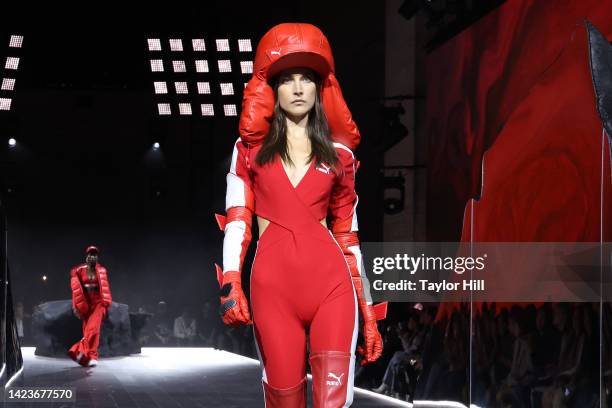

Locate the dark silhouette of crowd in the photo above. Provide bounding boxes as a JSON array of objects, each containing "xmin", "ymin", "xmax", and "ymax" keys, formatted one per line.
[
  {"xmin": 358, "ymin": 302, "xmax": 606, "ymax": 408},
  {"xmin": 137, "ymin": 300, "xmax": 256, "ymax": 358}
]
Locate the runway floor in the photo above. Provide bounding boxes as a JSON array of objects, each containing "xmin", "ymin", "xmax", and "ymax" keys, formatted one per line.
[{"xmin": 2, "ymin": 347, "xmax": 412, "ymax": 407}]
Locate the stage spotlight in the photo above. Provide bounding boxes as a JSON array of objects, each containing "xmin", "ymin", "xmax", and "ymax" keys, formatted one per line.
[
  {"xmin": 192, "ymin": 39, "xmax": 206, "ymax": 51},
  {"xmin": 383, "ymin": 174, "xmax": 406, "ymax": 215},
  {"xmin": 218, "ymin": 60, "xmax": 232, "ymax": 73},
  {"xmin": 172, "ymin": 60, "xmax": 186, "ymax": 73},
  {"xmin": 216, "ymin": 39, "xmax": 230, "ymax": 52},
  {"xmin": 220, "ymin": 83, "xmax": 234, "ymax": 95},
  {"xmin": 175, "ymin": 81, "xmax": 188, "ymax": 94},
  {"xmin": 150, "ymin": 59, "xmax": 164, "ymax": 72},
  {"xmin": 157, "ymin": 103, "xmax": 171, "ymax": 115},
  {"xmin": 5, "ymin": 57, "xmax": 19, "ymax": 70},
  {"xmin": 201, "ymin": 104, "xmax": 214, "ymax": 116},
  {"xmin": 147, "ymin": 38, "xmax": 162, "ymax": 51},
  {"xmin": 195, "ymin": 60, "xmax": 209, "ymax": 73},
  {"xmin": 8, "ymin": 138, "xmax": 16, "ymax": 147},
  {"xmin": 150, "ymin": 187, "xmax": 167, "ymax": 199},
  {"xmin": 223, "ymin": 104, "xmax": 237, "ymax": 116},
  {"xmin": 240, "ymin": 61, "xmax": 253, "ymax": 74},
  {"xmin": 1, "ymin": 78, "xmax": 15, "ymax": 91},
  {"xmin": 169, "ymin": 39, "xmax": 183, "ymax": 51},
  {"xmin": 238, "ymin": 39, "xmax": 252, "ymax": 52},
  {"xmin": 42, "ymin": 275, "xmax": 47, "ymax": 281},
  {"xmin": 153, "ymin": 142, "xmax": 161, "ymax": 150},
  {"xmin": 179, "ymin": 103, "xmax": 192, "ymax": 115},
  {"xmin": 9, "ymin": 35, "xmax": 23, "ymax": 48},
  {"xmin": 197, "ymin": 82, "xmax": 211, "ymax": 94},
  {"xmin": 0, "ymin": 98, "xmax": 12, "ymax": 111}
]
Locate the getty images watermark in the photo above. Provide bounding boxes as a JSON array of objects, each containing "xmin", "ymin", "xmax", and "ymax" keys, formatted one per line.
[
  {"xmin": 360, "ymin": 242, "xmax": 612, "ymax": 303},
  {"xmin": 371, "ymin": 252, "xmax": 487, "ymax": 292}
]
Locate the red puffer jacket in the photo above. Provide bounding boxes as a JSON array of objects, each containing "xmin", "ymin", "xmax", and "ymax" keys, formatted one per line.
[{"xmin": 70, "ymin": 263, "xmax": 112, "ymax": 317}]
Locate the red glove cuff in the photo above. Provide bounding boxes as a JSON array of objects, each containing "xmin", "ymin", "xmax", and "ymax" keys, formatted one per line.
[
  {"xmin": 222, "ymin": 271, "xmax": 242, "ymax": 287},
  {"xmin": 332, "ymin": 231, "xmax": 359, "ymax": 248}
]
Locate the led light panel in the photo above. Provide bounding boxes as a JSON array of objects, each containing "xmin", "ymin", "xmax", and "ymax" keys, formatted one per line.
[
  {"xmin": 172, "ymin": 60, "xmax": 186, "ymax": 73},
  {"xmin": 175, "ymin": 82, "xmax": 188, "ymax": 94},
  {"xmin": 0, "ymin": 97, "xmax": 12, "ymax": 110},
  {"xmin": 148, "ymin": 38, "xmax": 162, "ymax": 51},
  {"xmin": 240, "ymin": 61, "xmax": 253, "ymax": 74},
  {"xmin": 158, "ymin": 103, "xmax": 171, "ymax": 115},
  {"xmin": 216, "ymin": 39, "xmax": 230, "ymax": 52},
  {"xmin": 5, "ymin": 57, "xmax": 19, "ymax": 70},
  {"xmin": 195, "ymin": 60, "xmax": 209, "ymax": 73},
  {"xmin": 238, "ymin": 39, "xmax": 252, "ymax": 52},
  {"xmin": 197, "ymin": 82, "xmax": 211, "ymax": 94},
  {"xmin": 217, "ymin": 60, "xmax": 231, "ymax": 73},
  {"xmin": 154, "ymin": 81, "xmax": 168, "ymax": 94},
  {"xmin": 9, "ymin": 35, "xmax": 24, "ymax": 48},
  {"xmin": 169, "ymin": 39, "xmax": 183, "ymax": 51},
  {"xmin": 179, "ymin": 103, "xmax": 192, "ymax": 115},
  {"xmin": 1, "ymin": 78, "xmax": 15, "ymax": 91},
  {"xmin": 223, "ymin": 104, "xmax": 237, "ymax": 116},
  {"xmin": 220, "ymin": 83, "xmax": 234, "ymax": 95},
  {"xmin": 201, "ymin": 104, "xmax": 214, "ymax": 116},
  {"xmin": 192, "ymin": 39, "xmax": 206, "ymax": 51},
  {"xmin": 150, "ymin": 59, "xmax": 164, "ymax": 72}
]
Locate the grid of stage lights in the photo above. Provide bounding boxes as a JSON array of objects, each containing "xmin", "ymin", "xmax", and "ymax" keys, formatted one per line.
[
  {"xmin": 1, "ymin": 35, "xmax": 24, "ymax": 112},
  {"xmin": 147, "ymin": 37, "xmax": 253, "ymax": 117}
]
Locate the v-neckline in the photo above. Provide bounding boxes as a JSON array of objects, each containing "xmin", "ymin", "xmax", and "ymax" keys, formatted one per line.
[{"xmin": 279, "ymin": 156, "xmax": 313, "ymax": 189}]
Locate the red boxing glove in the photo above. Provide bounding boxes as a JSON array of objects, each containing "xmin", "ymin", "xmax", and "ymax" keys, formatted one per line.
[
  {"xmin": 355, "ymin": 307, "xmax": 383, "ymax": 366},
  {"xmin": 350, "ymin": 274, "xmax": 384, "ymax": 366},
  {"xmin": 218, "ymin": 269, "xmax": 252, "ymax": 327}
]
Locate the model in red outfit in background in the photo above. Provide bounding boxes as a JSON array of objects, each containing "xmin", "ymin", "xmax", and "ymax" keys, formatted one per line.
[
  {"xmin": 68, "ymin": 246, "xmax": 112, "ymax": 367},
  {"xmin": 214, "ymin": 23, "xmax": 388, "ymax": 407}
]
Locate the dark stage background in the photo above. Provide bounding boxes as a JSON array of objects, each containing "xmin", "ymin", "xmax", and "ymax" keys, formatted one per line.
[{"xmin": 0, "ymin": 3, "xmax": 387, "ymax": 316}]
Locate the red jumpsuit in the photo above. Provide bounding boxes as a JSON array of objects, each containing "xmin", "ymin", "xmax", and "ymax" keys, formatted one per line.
[
  {"xmin": 68, "ymin": 264, "xmax": 112, "ymax": 366},
  {"xmin": 224, "ymin": 139, "xmax": 360, "ymax": 405}
]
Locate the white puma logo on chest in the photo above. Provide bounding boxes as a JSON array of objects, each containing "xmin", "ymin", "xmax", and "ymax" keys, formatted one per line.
[{"xmin": 316, "ymin": 163, "xmax": 331, "ymax": 174}]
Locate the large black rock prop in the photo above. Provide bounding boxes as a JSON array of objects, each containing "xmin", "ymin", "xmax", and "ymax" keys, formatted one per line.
[{"xmin": 31, "ymin": 300, "xmax": 139, "ymax": 357}]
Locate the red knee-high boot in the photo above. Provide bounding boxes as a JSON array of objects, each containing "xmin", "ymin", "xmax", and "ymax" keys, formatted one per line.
[
  {"xmin": 309, "ymin": 351, "xmax": 353, "ymax": 408},
  {"xmin": 262, "ymin": 377, "xmax": 307, "ymax": 408}
]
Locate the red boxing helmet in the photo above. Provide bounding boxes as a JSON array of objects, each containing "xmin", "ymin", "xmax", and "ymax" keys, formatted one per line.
[
  {"xmin": 239, "ymin": 22, "xmax": 361, "ymax": 150},
  {"xmin": 85, "ymin": 246, "xmax": 99, "ymax": 255}
]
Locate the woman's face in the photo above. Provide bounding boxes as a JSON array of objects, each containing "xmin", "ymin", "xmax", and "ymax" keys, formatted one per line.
[
  {"xmin": 86, "ymin": 253, "xmax": 98, "ymax": 265},
  {"xmin": 276, "ymin": 67, "xmax": 317, "ymax": 121}
]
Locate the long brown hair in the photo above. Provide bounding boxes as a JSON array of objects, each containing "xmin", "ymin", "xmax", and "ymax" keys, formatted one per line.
[{"xmin": 254, "ymin": 70, "xmax": 340, "ymax": 174}]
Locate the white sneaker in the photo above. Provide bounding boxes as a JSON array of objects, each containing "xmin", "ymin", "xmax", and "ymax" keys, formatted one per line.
[{"xmin": 88, "ymin": 359, "xmax": 98, "ymax": 367}]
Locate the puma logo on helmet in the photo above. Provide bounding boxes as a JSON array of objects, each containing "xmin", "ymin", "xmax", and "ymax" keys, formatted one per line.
[{"xmin": 270, "ymin": 48, "xmax": 281, "ymax": 56}]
